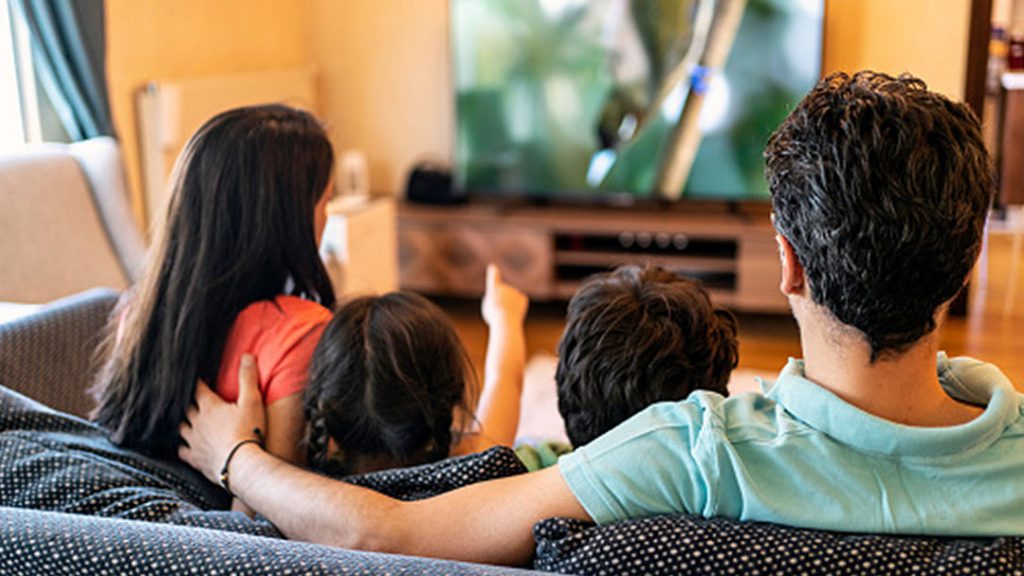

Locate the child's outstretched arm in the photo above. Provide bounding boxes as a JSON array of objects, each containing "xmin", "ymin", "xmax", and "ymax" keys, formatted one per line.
[{"xmin": 454, "ymin": 264, "xmax": 528, "ymax": 454}]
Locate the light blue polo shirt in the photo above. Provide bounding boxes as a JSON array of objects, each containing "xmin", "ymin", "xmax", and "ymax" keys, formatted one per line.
[{"xmin": 558, "ymin": 354, "xmax": 1024, "ymax": 536}]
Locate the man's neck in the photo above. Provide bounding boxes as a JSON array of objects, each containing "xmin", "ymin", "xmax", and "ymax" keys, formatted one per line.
[{"xmin": 797, "ymin": 308, "xmax": 983, "ymax": 427}]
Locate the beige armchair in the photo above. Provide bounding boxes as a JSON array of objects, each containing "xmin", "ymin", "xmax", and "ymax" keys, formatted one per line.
[{"xmin": 0, "ymin": 137, "xmax": 145, "ymax": 304}]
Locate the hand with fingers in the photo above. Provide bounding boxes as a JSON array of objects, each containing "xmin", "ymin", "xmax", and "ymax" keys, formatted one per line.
[
  {"xmin": 179, "ymin": 354, "xmax": 267, "ymax": 487},
  {"xmin": 481, "ymin": 263, "xmax": 529, "ymax": 330}
]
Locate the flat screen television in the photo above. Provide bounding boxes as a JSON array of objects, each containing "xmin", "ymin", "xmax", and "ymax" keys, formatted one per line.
[{"xmin": 451, "ymin": 0, "xmax": 824, "ymax": 204}]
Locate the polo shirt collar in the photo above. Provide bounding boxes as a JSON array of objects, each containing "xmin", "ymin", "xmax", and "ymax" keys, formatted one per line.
[{"xmin": 762, "ymin": 354, "xmax": 1020, "ymax": 458}]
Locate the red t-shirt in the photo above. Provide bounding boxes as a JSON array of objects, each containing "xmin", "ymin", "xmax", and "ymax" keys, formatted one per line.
[{"xmin": 215, "ymin": 295, "xmax": 332, "ymax": 405}]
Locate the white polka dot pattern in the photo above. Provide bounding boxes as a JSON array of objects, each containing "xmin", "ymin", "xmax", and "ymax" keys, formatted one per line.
[
  {"xmin": 0, "ymin": 385, "xmax": 535, "ymax": 574},
  {"xmin": 0, "ymin": 288, "xmax": 119, "ymax": 418},
  {"xmin": 0, "ymin": 379, "xmax": 529, "ymax": 515},
  {"xmin": 0, "ymin": 384, "xmax": 277, "ymax": 536},
  {"xmin": 0, "ymin": 506, "xmax": 535, "ymax": 575},
  {"xmin": 533, "ymin": 515, "xmax": 1024, "ymax": 575},
  {"xmin": 342, "ymin": 446, "xmax": 529, "ymax": 500}
]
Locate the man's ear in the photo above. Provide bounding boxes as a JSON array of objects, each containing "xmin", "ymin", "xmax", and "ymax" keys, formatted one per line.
[{"xmin": 776, "ymin": 234, "xmax": 806, "ymax": 297}]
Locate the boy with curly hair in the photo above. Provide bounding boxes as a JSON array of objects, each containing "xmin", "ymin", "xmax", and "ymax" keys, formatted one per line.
[{"xmin": 516, "ymin": 264, "xmax": 738, "ymax": 470}]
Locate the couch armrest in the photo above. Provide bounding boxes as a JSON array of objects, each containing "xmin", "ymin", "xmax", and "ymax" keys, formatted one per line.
[{"xmin": 0, "ymin": 288, "xmax": 120, "ymax": 417}]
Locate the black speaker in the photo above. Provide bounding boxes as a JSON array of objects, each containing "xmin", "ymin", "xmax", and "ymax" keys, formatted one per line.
[{"xmin": 406, "ymin": 163, "xmax": 464, "ymax": 205}]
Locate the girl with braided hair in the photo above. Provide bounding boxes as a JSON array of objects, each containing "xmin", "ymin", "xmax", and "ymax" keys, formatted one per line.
[{"xmin": 303, "ymin": 265, "xmax": 528, "ymax": 476}]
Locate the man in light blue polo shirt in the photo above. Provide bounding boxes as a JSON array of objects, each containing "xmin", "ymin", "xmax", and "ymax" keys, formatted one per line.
[
  {"xmin": 179, "ymin": 71, "xmax": 1020, "ymax": 565},
  {"xmin": 556, "ymin": 71, "xmax": 1013, "ymax": 537},
  {"xmin": 557, "ymin": 72, "xmax": 1013, "ymax": 537},
  {"xmin": 560, "ymin": 354, "xmax": 1022, "ymax": 536}
]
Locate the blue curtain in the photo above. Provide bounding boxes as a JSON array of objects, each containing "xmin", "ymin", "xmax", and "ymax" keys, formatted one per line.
[{"xmin": 10, "ymin": 0, "xmax": 113, "ymax": 140}]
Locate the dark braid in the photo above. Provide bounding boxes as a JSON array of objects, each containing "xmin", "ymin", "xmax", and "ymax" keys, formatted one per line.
[
  {"xmin": 303, "ymin": 292, "xmax": 474, "ymax": 476},
  {"xmin": 302, "ymin": 399, "xmax": 333, "ymax": 474}
]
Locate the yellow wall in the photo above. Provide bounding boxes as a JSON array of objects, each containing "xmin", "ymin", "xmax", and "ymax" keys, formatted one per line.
[
  {"xmin": 105, "ymin": 0, "xmax": 974, "ymax": 217},
  {"xmin": 306, "ymin": 0, "xmax": 451, "ymax": 198},
  {"xmin": 824, "ymin": 0, "xmax": 971, "ymax": 99},
  {"xmin": 105, "ymin": 0, "xmax": 311, "ymax": 226}
]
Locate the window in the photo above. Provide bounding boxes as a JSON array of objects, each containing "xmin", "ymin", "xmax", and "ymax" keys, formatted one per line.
[
  {"xmin": 0, "ymin": 0, "xmax": 25, "ymax": 146},
  {"xmin": 0, "ymin": 1, "xmax": 60, "ymax": 145}
]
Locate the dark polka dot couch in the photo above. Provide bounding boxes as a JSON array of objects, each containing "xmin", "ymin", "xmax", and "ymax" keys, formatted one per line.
[{"xmin": 2, "ymin": 289, "xmax": 1022, "ymax": 575}]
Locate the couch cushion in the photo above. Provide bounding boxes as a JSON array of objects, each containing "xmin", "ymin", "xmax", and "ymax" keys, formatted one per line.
[
  {"xmin": 533, "ymin": 515, "xmax": 1024, "ymax": 575},
  {"xmin": 0, "ymin": 507, "xmax": 536, "ymax": 576},
  {"xmin": 0, "ymin": 146, "xmax": 129, "ymax": 302},
  {"xmin": 342, "ymin": 445, "xmax": 528, "ymax": 500}
]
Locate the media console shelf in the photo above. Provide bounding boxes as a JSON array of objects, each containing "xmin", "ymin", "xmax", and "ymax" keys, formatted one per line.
[{"xmin": 397, "ymin": 202, "xmax": 788, "ymax": 313}]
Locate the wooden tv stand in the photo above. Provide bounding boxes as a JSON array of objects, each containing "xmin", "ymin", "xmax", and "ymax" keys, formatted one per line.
[{"xmin": 397, "ymin": 202, "xmax": 788, "ymax": 313}]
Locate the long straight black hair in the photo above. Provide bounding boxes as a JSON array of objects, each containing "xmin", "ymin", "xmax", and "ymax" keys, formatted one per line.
[{"xmin": 91, "ymin": 104, "xmax": 337, "ymax": 459}]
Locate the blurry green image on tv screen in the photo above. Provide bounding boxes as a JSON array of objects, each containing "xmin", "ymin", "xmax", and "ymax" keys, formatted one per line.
[{"xmin": 452, "ymin": 0, "xmax": 823, "ymax": 201}]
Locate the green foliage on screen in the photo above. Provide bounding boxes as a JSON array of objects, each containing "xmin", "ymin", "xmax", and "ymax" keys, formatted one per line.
[{"xmin": 453, "ymin": 0, "xmax": 822, "ymax": 201}]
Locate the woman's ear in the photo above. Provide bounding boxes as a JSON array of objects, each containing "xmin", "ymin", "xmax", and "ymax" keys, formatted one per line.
[{"xmin": 776, "ymin": 234, "xmax": 806, "ymax": 297}]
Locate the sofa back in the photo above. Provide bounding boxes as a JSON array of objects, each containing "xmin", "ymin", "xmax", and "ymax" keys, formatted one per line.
[{"xmin": 0, "ymin": 507, "xmax": 535, "ymax": 576}]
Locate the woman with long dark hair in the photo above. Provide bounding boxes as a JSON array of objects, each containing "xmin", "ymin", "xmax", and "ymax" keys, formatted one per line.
[{"xmin": 91, "ymin": 104, "xmax": 337, "ymax": 465}]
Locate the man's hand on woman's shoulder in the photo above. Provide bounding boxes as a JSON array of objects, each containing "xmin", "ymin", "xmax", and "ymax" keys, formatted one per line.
[{"xmin": 179, "ymin": 354, "xmax": 268, "ymax": 485}]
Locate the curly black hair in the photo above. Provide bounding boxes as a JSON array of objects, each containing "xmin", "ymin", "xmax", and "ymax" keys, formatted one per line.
[
  {"xmin": 555, "ymin": 265, "xmax": 738, "ymax": 447},
  {"xmin": 303, "ymin": 292, "xmax": 473, "ymax": 477},
  {"xmin": 765, "ymin": 71, "xmax": 994, "ymax": 361}
]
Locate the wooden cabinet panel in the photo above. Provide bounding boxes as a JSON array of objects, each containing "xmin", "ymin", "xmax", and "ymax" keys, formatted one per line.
[
  {"xmin": 397, "ymin": 203, "xmax": 788, "ymax": 313},
  {"xmin": 399, "ymin": 224, "xmax": 551, "ymax": 298}
]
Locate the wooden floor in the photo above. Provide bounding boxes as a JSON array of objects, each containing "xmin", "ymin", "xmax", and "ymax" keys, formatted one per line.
[{"xmin": 444, "ymin": 228, "xmax": 1024, "ymax": 388}]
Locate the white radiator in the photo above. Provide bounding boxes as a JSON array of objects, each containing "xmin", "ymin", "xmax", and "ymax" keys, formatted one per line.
[{"xmin": 135, "ymin": 67, "xmax": 319, "ymax": 226}]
